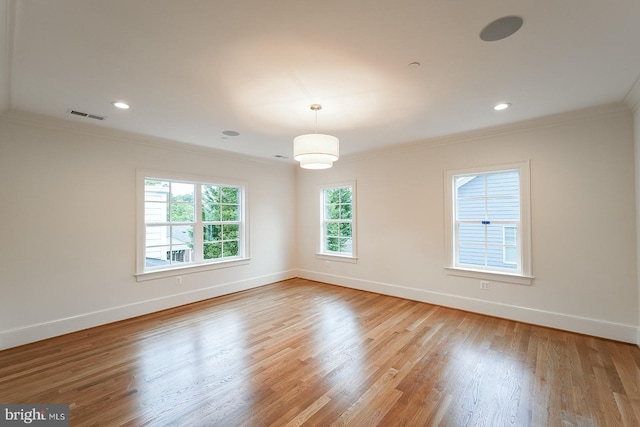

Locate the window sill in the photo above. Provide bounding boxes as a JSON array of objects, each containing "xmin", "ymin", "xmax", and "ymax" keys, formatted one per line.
[
  {"xmin": 444, "ymin": 266, "xmax": 533, "ymax": 286},
  {"xmin": 315, "ymin": 253, "xmax": 358, "ymax": 264},
  {"xmin": 136, "ymin": 257, "xmax": 251, "ymax": 282}
]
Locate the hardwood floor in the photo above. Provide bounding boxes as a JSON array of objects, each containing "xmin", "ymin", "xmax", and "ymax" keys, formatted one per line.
[{"xmin": 1, "ymin": 278, "xmax": 639, "ymax": 426}]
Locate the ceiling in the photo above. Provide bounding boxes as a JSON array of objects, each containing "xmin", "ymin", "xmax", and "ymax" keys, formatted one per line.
[{"xmin": 2, "ymin": 0, "xmax": 640, "ymax": 162}]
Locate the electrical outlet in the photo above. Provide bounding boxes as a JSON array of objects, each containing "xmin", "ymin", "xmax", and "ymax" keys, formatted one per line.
[
  {"xmin": 176, "ymin": 276, "xmax": 183, "ymax": 285},
  {"xmin": 480, "ymin": 281, "xmax": 490, "ymax": 290}
]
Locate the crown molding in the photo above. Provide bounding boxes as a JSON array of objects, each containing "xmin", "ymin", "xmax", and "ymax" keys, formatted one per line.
[
  {"xmin": 0, "ymin": 109, "xmax": 294, "ymax": 168},
  {"xmin": 339, "ymin": 103, "xmax": 631, "ymax": 164}
]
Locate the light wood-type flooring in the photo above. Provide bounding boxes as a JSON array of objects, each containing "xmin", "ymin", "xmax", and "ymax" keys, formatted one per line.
[{"xmin": 1, "ymin": 278, "xmax": 640, "ymax": 426}]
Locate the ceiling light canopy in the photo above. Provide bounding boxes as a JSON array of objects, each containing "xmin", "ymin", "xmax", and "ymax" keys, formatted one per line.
[{"xmin": 293, "ymin": 104, "xmax": 339, "ymax": 170}]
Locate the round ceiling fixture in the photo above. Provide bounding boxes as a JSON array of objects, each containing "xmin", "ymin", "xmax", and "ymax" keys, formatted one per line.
[
  {"xmin": 494, "ymin": 102, "xmax": 511, "ymax": 111},
  {"xmin": 222, "ymin": 130, "xmax": 240, "ymax": 137},
  {"xmin": 112, "ymin": 101, "xmax": 130, "ymax": 109},
  {"xmin": 480, "ymin": 16, "xmax": 523, "ymax": 42}
]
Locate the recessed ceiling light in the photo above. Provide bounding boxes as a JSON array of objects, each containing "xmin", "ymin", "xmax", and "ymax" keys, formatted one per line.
[
  {"xmin": 112, "ymin": 101, "xmax": 130, "ymax": 109},
  {"xmin": 408, "ymin": 61, "xmax": 421, "ymax": 68},
  {"xmin": 494, "ymin": 102, "xmax": 511, "ymax": 111},
  {"xmin": 222, "ymin": 130, "xmax": 240, "ymax": 137},
  {"xmin": 480, "ymin": 16, "xmax": 523, "ymax": 42}
]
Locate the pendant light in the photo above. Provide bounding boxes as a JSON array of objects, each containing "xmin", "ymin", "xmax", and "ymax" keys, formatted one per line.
[{"xmin": 293, "ymin": 104, "xmax": 339, "ymax": 169}]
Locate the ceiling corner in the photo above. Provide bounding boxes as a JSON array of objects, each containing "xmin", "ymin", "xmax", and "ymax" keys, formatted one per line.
[{"xmin": 623, "ymin": 73, "xmax": 640, "ymax": 113}]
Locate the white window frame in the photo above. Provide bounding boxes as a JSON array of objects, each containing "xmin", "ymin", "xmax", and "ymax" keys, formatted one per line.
[
  {"xmin": 136, "ymin": 170, "xmax": 250, "ymax": 281},
  {"xmin": 444, "ymin": 161, "xmax": 533, "ymax": 285},
  {"xmin": 316, "ymin": 181, "xmax": 358, "ymax": 263}
]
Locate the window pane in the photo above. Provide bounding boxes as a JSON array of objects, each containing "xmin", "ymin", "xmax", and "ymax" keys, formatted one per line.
[
  {"xmin": 458, "ymin": 244, "xmax": 485, "ymax": 266},
  {"xmin": 339, "ymin": 238, "xmax": 352, "ymax": 253},
  {"xmin": 221, "ymin": 205, "xmax": 239, "ymax": 221},
  {"xmin": 224, "ymin": 240, "xmax": 239, "ymax": 257},
  {"xmin": 458, "ymin": 223, "xmax": 484, "ymax": 245},
  {"xmin": 145, "ymin": 245, "xmax": 170, "ymax": 267},
  {"xmin": 204, "ymin": 242, "xmax": 222, "ymax": 259},
  {"xmin": 202, "ymin": 204, "xmax": 220, "ymax": 221},
  {"xmin": 504, "ymin": 246, "xmax": 518, "ymax": 264},
  {"xmin": 146, "ymin": 225, "xmax": 169, "ymax": 247},
  {"xmin": 486, "ymin": 171, "xmax": 519, "ymax": 196},
  {"xmin": 171, "ymin": 182, "xmax": 194, "ymax": 199},
  {"xmin": 202, "ymin": 185, "xmax": 220, "ymax": 204},
  {"xmin": 488, "ymin": 246, "xmax": 517, "ymax": 269},
  {"xmin": 340, "ymin": 188, "xmax": 352, "ymax": 203},
  {"xmin": 145, "ymin": 201, "xmax": 169, "ymax": 223},
  {"xmin": 221, "ymin": 187, "xmax": 239, "ymax": 204},
  {"xmin": 145, "ymin": 181, "xmax": 170, "ymax": 203},
  {"xmin": 326, "ymin": 204, "xmax": 340, "ymax": 220},
  {"xmin": 171, "ymin": 202, "xmax": 195, "ymax": 222},
  {"xmin": 325, "ymin": 188, "xmax": 341, "ymax": 203},
  {"xmin": 457, "ymin": 198, "xmax": 485, "ymax": 220},
  {"xmin": 326, "ymin": 223, "xmax": 339, "ymax": 237},
  {"xmin": 168, "ymin": 247, "xmax": 192, "ymax": 264},
  {"xmin": 172, "ymin": 225, "xmax": 193, "ymax": 247},
  {"xmin": 486, "ymin": 224, "xmax": 503, "ymax": 245},
  {"xmin": 455, "ymin": 175, "xmax": 484, "ymax": 197},
  {"xmin": 204, "ymin": 225, "xmax": 222, "ymax": 242},
  {"xmin": 326, "ymin": 237, "xmax": 339, "ymax": 252},
  {"xmin": 487, "ymin": 197, "xmax": 519, "ymax": 220},
  {"xmin": 504, "ymin": 226, "xmax": 517, "ymax": 245},
  {"xmin": 340, "ymin": 204, "xmax": 352, "ymax": 220},
  {"xmin": 222, "ymin": 224, "xmax": 239, "ymax": 240},
  {"xmin": 339, "ymin": 222, "xmax": 352, "ymax": 237}
]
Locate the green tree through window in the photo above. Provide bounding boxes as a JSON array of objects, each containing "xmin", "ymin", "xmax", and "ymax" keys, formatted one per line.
[
  {"xmin": 142, "ymin": 176, "xmax": 244, "ymax": 272},
  {"xmin": 322, "ymin": 185, "xmax": 354, "ymax": 255}
]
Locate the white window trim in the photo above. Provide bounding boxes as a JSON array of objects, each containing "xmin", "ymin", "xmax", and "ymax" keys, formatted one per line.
[
  {"xmin": 316, "ymin": 181, "xmax": 358, "ymax": 263},
  {"xmin": 135, "ymin": 169, "xmax": 250, "ymax": 281},
  {"xmin": 444, "ymin": 161, "xmax": 533, "ymax": 285}
]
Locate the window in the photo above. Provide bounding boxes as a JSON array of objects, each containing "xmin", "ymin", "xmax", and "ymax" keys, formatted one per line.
[
  {"xmin": 137, "ymin": 171, "xmax": 248, "ymax": 279},
  {"xmin": 444, "ymin": 162, "xmax": 532, "ymax": 284},
  {"xmin": 318, "ymin": 182, "xmax": 357, "ymax": 261}
]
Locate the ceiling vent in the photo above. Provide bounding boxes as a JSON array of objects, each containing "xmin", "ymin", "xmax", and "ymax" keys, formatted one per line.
[{"xmin": 68, "ymin": 109, "xmax": 107, "ymax": 120}]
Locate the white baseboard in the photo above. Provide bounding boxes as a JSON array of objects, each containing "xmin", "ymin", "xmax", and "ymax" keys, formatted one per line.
[
  {"xmin": 0, "ymin": 271, "xmax": 296, "ymax": 350},
  {"xmin": 297, "ymin": 269, "xmax": 639, "ymax": 344}
]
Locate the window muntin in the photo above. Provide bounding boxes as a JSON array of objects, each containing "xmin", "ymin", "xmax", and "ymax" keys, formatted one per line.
[
  {"xmin": 140, "ymin": 174, "xmax": 246, "ymax": 273},
  {"xmin": 321, "ymin": 184, "xmax": 355, "ymax": 257}
]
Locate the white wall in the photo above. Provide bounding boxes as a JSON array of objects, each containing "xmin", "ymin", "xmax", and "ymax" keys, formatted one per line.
[
  {"xmin": 297, "ymin": 104, "xmax": 639, "ymax": 343},
  {"xmin": 2, "ymin": 104, "xmax": 638, "ymax": 349},
  {"xmin": 0, "ymin": 114, "xmax": 297, "ymax": 349}
]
